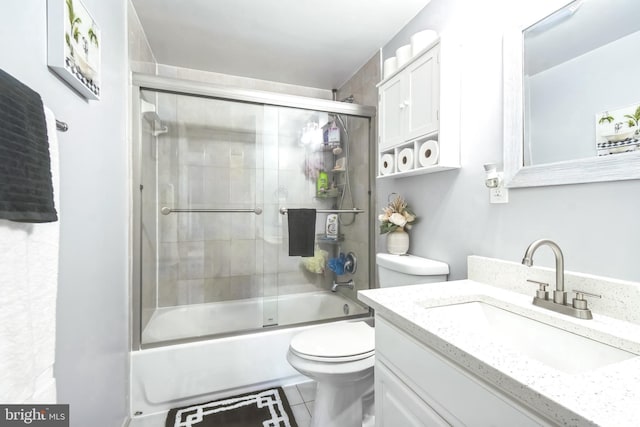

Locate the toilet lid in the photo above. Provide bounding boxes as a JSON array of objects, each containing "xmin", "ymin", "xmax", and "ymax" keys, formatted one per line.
[{"xmin": 290, "ymin": 321, "xmax": 374, "ymax": 361}]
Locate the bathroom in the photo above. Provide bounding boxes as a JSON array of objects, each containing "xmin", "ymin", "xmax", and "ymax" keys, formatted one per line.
[{"xmin": 2, "ymin": 0, "xmax": 640, "ymax": 426}]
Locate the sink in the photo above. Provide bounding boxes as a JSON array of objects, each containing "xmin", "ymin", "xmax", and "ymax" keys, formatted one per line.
[
  {"xmin": 601, "ymin": 126, "xmax": 638, "ymax": 142},
  {"xmin": 424, "ymin": 301, "xmax": 636, "ymax": 374}
]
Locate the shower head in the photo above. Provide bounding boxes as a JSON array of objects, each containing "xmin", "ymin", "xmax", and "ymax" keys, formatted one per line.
[{"xmin": 331, "ymin": 90, "xmax": 355, "ymax": 104}]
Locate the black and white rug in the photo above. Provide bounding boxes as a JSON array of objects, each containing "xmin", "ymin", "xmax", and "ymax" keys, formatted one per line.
[{"xmin": 165, "ymin": 387, "xmax": 298, "ymax": 427}]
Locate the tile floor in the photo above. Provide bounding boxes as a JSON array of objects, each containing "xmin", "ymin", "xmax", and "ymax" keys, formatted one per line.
[
  {"xmin": 127, "ymin": 380, "xmax": 317, "ymax": 427},
  {"xmin": 282, "ymin": 380, "xmax": 317, "ymax": 427}
]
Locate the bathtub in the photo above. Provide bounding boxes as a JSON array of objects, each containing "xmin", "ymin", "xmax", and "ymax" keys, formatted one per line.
[{"xmin": 131, "ymin": 291, "xmax": 370, "ymax": 416}]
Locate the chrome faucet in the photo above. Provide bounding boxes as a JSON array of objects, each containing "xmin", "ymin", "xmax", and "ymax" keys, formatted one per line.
[
  {"xmin": 522, "ymin": 239, "xmax": 566, "ymax": 304},
  {"xmin": 331, "ymin": 279, "xmax": 354, "ymax": 292},
  {"xmin": 522, "ymin": 239, "xmax": 599, "ymax": 320}
]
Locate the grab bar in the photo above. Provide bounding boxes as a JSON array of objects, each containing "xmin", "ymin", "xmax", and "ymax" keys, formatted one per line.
[
  {"xmin": 279, "ymin": 207, "xmax": 364, "ymax": 215},
  {"xmin": 161, "ymin": 207, "xmax": 263, "ymax": 215}
]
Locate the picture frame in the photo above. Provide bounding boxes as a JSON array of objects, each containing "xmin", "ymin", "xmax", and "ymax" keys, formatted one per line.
[
  {"xmin": 47, "ymin": 0, "xmax": 101, "ymax": 100},
  {"xmin": 595, "ymin": 103, "xmax": 640, "ymax": 157}
]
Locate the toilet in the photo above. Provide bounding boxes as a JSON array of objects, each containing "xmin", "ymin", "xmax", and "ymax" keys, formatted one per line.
[{"xmin": 286, "ymin": 253, "xmax": 449, "ymax": 427}]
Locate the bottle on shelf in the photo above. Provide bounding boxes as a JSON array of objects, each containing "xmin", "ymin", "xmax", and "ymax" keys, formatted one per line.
[
  {"xmin": 326, "ymin": 214, "xmax": 339, "ymax": 240},
  {"xmin": 316, "ymin": 170, "xmax": 329, "ymax": 197}
]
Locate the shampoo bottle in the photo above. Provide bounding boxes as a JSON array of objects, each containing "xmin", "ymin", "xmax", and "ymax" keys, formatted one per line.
[
  {"xmin": 316, "ymin": 170, "xmax": 328, "ymax": 196},
  {"xmin": 326, "ymin": 214, "xmax": 339, "ymax": 240}
]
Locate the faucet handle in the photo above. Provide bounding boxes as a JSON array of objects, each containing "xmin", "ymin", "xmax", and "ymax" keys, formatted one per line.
[
  {"xmin": 571, "ymin": 289, "xmax": 602, "ymax": 310},
  {"xmin": 527, "ymin": 279, "xmax": 549, "ymax": 300}
]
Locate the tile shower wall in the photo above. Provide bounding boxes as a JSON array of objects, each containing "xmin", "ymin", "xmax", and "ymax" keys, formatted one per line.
[
  {"xmin": 336, "ymin": 52, "xmax": 380, "ymax": 294},
  {"xmin": 153, "ymin": 96, "xmax": 343, "ymax": 307},
  {"xmin": 156, "ymin": 94, "xmax": 260, "ymax": 306},
  {"xmin": 130, "ymin": 27, "xmax": 372, "ymax": 310}
]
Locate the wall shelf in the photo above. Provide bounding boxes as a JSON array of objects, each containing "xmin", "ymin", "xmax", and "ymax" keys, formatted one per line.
[
  {"xmin": 377, "ymin": 164, "xmax": 459, "ymax": 179},
  {"xmin": 377, "ymin": 36, "xmax": 461, "ymax": 179},
  {"xmin": 316, "ymin": 234, "xmax": 344, "ymax": 244}
]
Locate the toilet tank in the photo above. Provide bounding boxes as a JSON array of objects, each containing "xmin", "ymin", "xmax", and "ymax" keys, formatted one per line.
[{"xmin": 376, "ymin": 253, "xmax": 449, "ymax": 287}]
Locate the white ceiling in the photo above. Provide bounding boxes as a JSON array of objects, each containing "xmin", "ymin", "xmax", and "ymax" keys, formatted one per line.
[{"xmin": 131, "ymin": 0, "xmax": 431, "ymax": 90}]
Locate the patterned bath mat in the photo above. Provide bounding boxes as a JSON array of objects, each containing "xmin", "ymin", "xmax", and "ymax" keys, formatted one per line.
[{"xmin": 165, "ymin": 387, "xmax": 298, "ymax": 427}]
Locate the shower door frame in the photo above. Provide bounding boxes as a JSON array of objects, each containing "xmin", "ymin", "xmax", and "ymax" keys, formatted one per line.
[{"xmin": 131, "ymin": 73, "xmax": 377, "ymax": 350}]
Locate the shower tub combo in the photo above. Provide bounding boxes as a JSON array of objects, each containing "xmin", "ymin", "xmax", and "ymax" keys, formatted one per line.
[
  {"xmin": 131, "ymin": 291, "xmax": 368, "ymax": 415},
  {"xmin": 130, "ymin": 74, "xmax": 376, "ymax": 416}
]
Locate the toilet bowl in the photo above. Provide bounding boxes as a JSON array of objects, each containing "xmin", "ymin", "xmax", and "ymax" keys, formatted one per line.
[
  {"xmin": 287, "ymin": 253, "xmax": 449, "ymax": 426},
  {"xmin": 287, "ymin": 321, "xmax": 374, "ymax": 427}
]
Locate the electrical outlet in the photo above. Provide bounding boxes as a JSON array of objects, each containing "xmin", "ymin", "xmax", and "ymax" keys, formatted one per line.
[{"xmin": 490, "ymin": 187, "xmax": 509, "ymax": 204}]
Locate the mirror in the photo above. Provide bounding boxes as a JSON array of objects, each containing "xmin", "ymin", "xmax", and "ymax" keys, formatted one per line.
[{"xmin": 503, "ymin": 0, "xmax": 640, "ymax": 187}]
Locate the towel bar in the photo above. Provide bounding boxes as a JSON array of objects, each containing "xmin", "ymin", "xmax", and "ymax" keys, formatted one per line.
[
  {"xmin": 161, "ymin": 207, "xmax": 263, "ymax": 215},
  {"xmin": 279, "ymin": 207, "xmax": 364, "ymax": 215},
  {"xmin": 56, "ymin": 120, "xmax": 68, "ymax": 132}
]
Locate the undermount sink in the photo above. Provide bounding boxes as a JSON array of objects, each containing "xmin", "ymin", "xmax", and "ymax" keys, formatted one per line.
[{"xmin": 424, "ymin": 301, "xmax": 636, "ymax": 374}]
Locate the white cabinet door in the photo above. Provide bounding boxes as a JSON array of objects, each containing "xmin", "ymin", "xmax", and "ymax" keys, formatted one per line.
[
  {"xmin": 378, "ymin": 45, "xmax": 440, "ymax": 150},
  {"xmin": 375, "ymin": 360, "xmax": 450, "ymax": 427},
  {"xmin": 405, "ymin": 45, "xmax": 440, "ymax": 141},
  {"xmin": 379, "ymin": 74, "xmax": 405, "ymax": 149},
  {"xmin": 376, "ymin": 317, "xmax": 552, "ymax": 427}
]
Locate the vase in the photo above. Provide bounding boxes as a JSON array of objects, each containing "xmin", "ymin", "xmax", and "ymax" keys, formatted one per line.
[{"xmin": 386, "ymin": 228, "xmax": 409, "ymax": 255}]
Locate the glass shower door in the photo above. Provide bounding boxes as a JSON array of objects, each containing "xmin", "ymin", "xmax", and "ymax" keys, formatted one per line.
[
  {"xmin": 140, "ymin": 90, "xmax": 268, "ymax": 344},
  {"xmin": 137, "ymin": 86, "xmax": 372, "ymax": 347}
]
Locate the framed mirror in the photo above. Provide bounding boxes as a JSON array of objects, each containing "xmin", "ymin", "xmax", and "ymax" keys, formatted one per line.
[{"xmin": 503, "ymin": 0, "xmax": 640, "ymax": 188}]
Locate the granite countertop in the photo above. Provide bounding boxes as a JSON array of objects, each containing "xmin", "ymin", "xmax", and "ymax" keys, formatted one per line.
[{"xmin": 358, "ymin": 280, "xmax": 640, "ymax": 427}]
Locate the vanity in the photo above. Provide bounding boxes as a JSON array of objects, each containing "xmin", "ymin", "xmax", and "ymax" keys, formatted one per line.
[{"xmin": 358, "ymin": 256, "xmax": 640, "ymax": 426}]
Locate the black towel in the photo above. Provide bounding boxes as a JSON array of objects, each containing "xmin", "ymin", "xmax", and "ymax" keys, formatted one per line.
[
  {"xmin": 0, "ymin": 69, "xmax": 57, "ymax": 223},
  {"xmin": 287, "ymin": 209, "xmax": 316, "ymax": 257}
]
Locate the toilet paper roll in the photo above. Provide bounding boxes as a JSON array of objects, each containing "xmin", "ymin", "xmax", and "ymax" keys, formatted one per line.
[
  {"xmin": 418, "ymin": 140, "xmax": 439, "ymax": 167},
  {"xmin": 411, "ymin": 30, "xmax": 438, "ymax": 56},
  {"xmin": 397, "ymin": 148, "xmax": 414, "ymax": 172},
  {"xmin": 383, "ymin": 57, "xmax": 398, "ymax": 79},
  {"xmin": 395, "ymin": 44, "xmax": 412, "ymax": 67},
  {"xmin": 380, "ymin": 154, "xmax": 394, "ymax": 175}
]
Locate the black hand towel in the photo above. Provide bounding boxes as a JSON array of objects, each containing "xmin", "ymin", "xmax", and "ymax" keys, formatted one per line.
[
  {"xmin": 287, "ymin": 209, "xmax": 316, "ymax": 257},
  {"xmin": 0, "ymin": 69, "xmax": 57, "ymax": 223}
]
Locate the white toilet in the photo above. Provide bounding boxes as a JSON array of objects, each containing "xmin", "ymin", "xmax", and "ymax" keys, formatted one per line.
[{"xmin": 287, "ymin": 253, "xmax": 449, "ymax": 427}]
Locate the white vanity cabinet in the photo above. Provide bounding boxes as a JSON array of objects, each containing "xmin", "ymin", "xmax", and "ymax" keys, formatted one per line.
[
  {"xmin": 377, "ymin": 38, "xmax": 460, "ymax": 179},
  {"xmin": 375, "ymin": 317, "xmax": 553, "ymax": 427},
  {"xmin": 379, "ymin": 44, "xmax": 440, "ymax": 150}
]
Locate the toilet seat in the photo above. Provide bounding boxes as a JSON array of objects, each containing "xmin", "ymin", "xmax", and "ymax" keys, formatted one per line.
[{"xmin": 289, "ymin": 321, "xmax": 374, "ymax": 363}]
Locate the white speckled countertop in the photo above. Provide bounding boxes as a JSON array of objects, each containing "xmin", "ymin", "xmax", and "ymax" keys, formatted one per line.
[{"xmin": 358, "ymin": 279, "xmax": 640, "ymax": 426}]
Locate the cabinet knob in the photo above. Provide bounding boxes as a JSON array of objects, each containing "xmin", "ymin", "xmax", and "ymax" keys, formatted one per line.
[{"xmin": 399, "ymin": 103, "xmax": 406, "ymax": 110}]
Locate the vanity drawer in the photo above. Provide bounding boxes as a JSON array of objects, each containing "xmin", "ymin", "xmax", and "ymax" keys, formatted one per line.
[
  {"xmin": 376, "ymin": 360, "xmax": 450, "ymax": 427},
  {"xmin": 376, "ymin": 316, "xmax": 552, "ymax": 426}
]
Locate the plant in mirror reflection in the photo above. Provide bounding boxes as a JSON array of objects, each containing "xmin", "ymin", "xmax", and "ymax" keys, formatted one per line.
[
  {"xmin": 624, "ymin": 106, "xmax": 640, "ymax": 130},
  {"xmin": 598, "ymin": 112, "xmax": 614, "ymax": 125}
]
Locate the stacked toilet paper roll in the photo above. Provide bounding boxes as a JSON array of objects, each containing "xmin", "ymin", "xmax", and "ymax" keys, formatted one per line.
[
  {"xmin": 397, "ymin": 148, "xmax": 414, "ymax": 172},
  {"xmin": 380, "ymin": 154, "xmax": 394, "ymax": 175},
  {"xmin": 411, "ymin": 30, "xmax": 438, "ymax": 56},
  {"xmin": 418, "ymin": 140, "xmax": 439, "ymax": 167},
  {"xmin": 395, "ymin": 44, "xmax": 412, "ymax": 67},
  {"xmin": 383, "ymin": 57, "xmax": 398, "ymax": 79}
]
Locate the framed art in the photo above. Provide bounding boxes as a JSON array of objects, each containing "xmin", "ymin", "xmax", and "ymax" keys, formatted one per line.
[
  {"xmin": 595, "ymin": 104, "xmax": 640, "ymax": 157},
  {"xmin": 47, "ymin": 0, "xmax": 101, "ymax": 100}
]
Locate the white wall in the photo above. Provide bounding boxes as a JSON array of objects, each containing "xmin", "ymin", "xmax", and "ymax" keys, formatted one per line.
[
  {"xmin": 377, "ymin": 0, "xmax": 640, "ymax": 282},
  {"xmin": 0, "ymin": 1, "xmax": 129, "ymax": 425}
]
